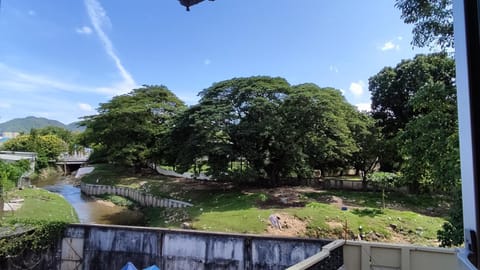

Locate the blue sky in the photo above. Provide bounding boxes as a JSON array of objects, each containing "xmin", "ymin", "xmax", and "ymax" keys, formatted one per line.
[{"xmin": 0, "ymin": 0, "xmax": 428, "ymax": 124}]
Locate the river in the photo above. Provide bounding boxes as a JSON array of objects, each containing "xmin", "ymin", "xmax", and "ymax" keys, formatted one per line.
[{"xmin": 33, "ymin": 175, "xmax": 145, "ymax": 225}]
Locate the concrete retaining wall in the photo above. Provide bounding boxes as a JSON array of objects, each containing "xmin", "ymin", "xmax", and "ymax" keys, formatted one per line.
[
  {"xmin": 80, "ymin": 183, "xmax": 192, "ymax": 208},
  {"xmin": 321, "ymin": 179, "xmax": 408, "ymax": 192},
  {"xmin": 61, "ymin": 224, "xmax": 331, "ymax": 270},
  {"xmin": 343, "ymin": 241, "xmax": 457, "ymax": 270}
]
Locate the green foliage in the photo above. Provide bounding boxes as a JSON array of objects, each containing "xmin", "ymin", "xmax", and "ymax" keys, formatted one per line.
[
  {"xmin": 395, "ymin": 0, "xmax": 453, "ymax": 49},
  {"xmin": 97, "ymin": 194, "xmax": 136, "ymax": 208},
  {"xmin": 369, "ymin": 172, "xmax": 401, "ymax": 187},
  {"xmin": 81, "ymin": 85, "xmax": 186, "ymax": 170},
  {"xmin": 0, "ymin": 219, "xmax": 68, "ymax": 258},
  {"xmin": 400, "ymin": 82, "xmax": 459, "ymax": 192},
  {"xmin": 437, "ymin": 187, "xmax": 463, "ymax": 247},
  {"xmin": 283, "ymin": 84, "xmax": 359, "ymax": 177},
  {"xmin": 2, "ymin": 133, "xmax": 68, "ymax": 169},
  {"xmin": 168, "ymin": 77, "xmax": 360, "ymax": 185},
  {"xmin": 369, "ymin": 172, "xmax": 401, "ymax": 208},
  {"xmin": 0, "ymin": 160, "xmax": 30, "ymax": 193},
  {"xmin": 370, "ymin": 53, "xmax": 455, "ymax": 137},
  {"xmin": 348, "ymin": 112, "xmax": 382, "ymax": 185},
  {"xmin": 31, "ymin": 126, "xmax": 82, "ymax": 154},
  {"xmin": 369, "ymin": 53, "xmax": 455, "ymax": 173}
]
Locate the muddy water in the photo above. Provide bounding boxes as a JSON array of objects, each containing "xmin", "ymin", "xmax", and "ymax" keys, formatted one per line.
[{"xmin": 33, "ymin": 176, "xmax": 144, "ymax": 225}]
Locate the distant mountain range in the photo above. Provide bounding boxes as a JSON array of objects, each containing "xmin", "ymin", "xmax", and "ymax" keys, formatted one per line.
[{"xmin": 0, "ymin": 116, "xmax": 85, "ymax": 133}]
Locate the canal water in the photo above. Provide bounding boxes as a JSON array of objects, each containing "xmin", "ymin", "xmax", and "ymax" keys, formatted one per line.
[{"xmin": 33, "ymin": 175, "xmax": 144, "ymax": 225}]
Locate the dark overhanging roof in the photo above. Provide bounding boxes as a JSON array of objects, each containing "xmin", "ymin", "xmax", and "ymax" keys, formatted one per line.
[{"xmin": 179, "ymin": 0, "xmax": 215, "ymax": 11}]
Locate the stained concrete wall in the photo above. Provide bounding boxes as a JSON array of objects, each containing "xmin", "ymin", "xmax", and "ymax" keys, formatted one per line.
[
  {"xmin": 80, "ymin": 183, "xmax": 193, "ymax": 208},
  {"xmin": 61, "ymin": 224, "xmax": 330, "ymax": 270}
]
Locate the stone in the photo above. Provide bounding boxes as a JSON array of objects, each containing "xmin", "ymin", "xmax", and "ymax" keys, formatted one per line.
[{"xmin": 181, "ymin": 222, "xmax": 192, "ymax": 229}]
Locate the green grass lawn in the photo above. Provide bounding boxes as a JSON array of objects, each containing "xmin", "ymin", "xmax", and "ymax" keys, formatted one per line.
[
  {"xmin": 2, "ymin": 188, "xmax": 78, "ymax": 223},
  {"xmin": 142, "ymin": 188, "xmax": 446, "ymax": 246},
  {"xmin": 80, "ymin": 164, "xmax": 447, "ymax": 246}
]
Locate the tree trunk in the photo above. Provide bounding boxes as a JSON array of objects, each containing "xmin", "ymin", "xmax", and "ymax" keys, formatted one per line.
[
  {"xmin": 0, "ymin": 190, "xmax": 4, "ymax": 219},
  {"xmin": 361, "ymin": 171, "xmax": 368, "ymax": 191}
]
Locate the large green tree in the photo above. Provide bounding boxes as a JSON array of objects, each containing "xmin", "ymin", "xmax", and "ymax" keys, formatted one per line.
[
  {"xmin": 395, "ymin": 0, "xmax": 461, "ymax": 245},
  {"xmin": 169, "ymin": 77, "xmax": 360, "ymax": 185},
  {"xmin": 282, "ymin": 84, "xmax": 358, "ymax": 177},
  {"xmin": 400, "ymin": 81, "xmax": 459, "ymax": 192},
  {"xmin": 395, "ymin": 0, "xmax": 453, "ymax": 49},
  {"xmin": 81, "ymin": 85, "xmax": 186, "ymax": 171},
  {"xmin": 369, "ymin": 53, "xmax": 455, "ymax": 170},
  {"xmin": 348, "ymin": 112, "xmax": 382, "ymax": 188},
  {"xmin": 171, "ymin": 76, "xmax": 290, "ymax": 183}
]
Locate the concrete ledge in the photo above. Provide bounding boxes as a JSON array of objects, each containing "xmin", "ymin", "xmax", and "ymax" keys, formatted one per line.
[
  {"xmin": 286, "ymin": 240, "xmax": 345, "ymax": 270},
  {"xmin": 60, "ymin": 224, "xmax": 332, "ymax": 270}
]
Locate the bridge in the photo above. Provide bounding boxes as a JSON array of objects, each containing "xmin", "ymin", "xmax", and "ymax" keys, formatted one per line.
[{"xmin": 56, "ymin": 153, "xmax": 90, "ymax": 174}]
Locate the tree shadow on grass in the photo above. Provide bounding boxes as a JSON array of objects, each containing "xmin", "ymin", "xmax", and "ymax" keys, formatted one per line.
[{"xmin": 351, "ymin": 208, "xmax": 384, "ymax": 217}]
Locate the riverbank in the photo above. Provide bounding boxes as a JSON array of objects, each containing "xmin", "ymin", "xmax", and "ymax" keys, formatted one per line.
[
  {"xmin": 81, "ymin": 164, "xmax": 448, "ymax": 246},
  {"xmin": 1, "ymin": 188, "xmax": 78, "ymax": 223}
]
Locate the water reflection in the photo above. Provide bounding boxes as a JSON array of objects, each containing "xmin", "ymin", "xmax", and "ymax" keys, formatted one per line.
[{"xmin": 34, "ymin": 177, "xmax": 144, "ymax": 225}]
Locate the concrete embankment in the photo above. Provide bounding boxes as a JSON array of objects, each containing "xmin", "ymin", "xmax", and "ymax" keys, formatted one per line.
[
  {"xmin": 80, "ymin": 183, "xmax": 193, "ymax": 208},
  {"xmin": 51, "ymin": 224, "xmax": 332, "ymax": 270}
]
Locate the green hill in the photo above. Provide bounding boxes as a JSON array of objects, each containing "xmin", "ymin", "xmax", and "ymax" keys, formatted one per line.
[{"xmin": 0, "ymin": 116, "xmax": 84, "ymax": 133}]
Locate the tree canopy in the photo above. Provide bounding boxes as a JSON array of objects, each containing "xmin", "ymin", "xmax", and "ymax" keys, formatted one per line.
[
  {"xmin": 369, "ymin": 53, "xmax": 455, "ymax": 171},
  {"xmin": 1, "ymin": 134, "xmax": 68, "ymax": 169},
  {"xmin": 166, "ymin": 76, "xmax": 369, "ymax": 185},
  {"xmin": 395, "ymin": 0, "xmax": 453, "ymax": 49},
  {"xmin": 81, "ymin": 85, "xmax": 186, "ymax": 171}
]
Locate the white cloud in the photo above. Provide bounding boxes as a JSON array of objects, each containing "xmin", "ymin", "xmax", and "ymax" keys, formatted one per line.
[
  {"xmin": 204, "ymin": 59, "xmax": 211, "ymax": 65},
  {"xmin": 78, "ymin": 103, "xmax": 94, "ymax": 112},
  {"xmin": 349, "ymin": 80, "xmax": 365, "ymax": 96},
  {"xmin": 397, "ymin": 36, "xmax": 403, "ymax": 41},
  {"xmin": 329, "ymin": 65, "xmax": 339, "ymax": 73},
  {"xmin": 0, "ymin": 63, "xmax": 92, "ymax": 93},
  {"xmin": 381, "ymin": 41, "xmax": 400, "ymax": 51},
  {"xmin": 339, "ymin": 88, "xmax": 345, "ymax": 95},
  {"xmin": 0, "ymin": 63, "xmax": 130, "ymax": 96},
  {"xmin": 85, "ymin": 0, "xmax": 137, "ymax": 94},
  {"xmin": 355, "ymin": 102, "xmax": 371, "ymax": 111},
  {"xmin": 0, "ymin": 63, "xmax": 93, "ymax": 92},
  {"xmin": 76, "ymin": 26, "xmax": 93, "ymax": 35}
]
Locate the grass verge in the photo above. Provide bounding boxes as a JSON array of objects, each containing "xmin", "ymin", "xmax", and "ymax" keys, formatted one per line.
[{"xmin": 1, "ymin": 188, "xmax": 78, "ymax": 223}]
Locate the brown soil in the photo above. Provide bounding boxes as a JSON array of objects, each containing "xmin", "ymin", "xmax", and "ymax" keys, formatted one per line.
[{"xmin": 265, "ymin": 213, "xmax": 308, "ymax": 237}]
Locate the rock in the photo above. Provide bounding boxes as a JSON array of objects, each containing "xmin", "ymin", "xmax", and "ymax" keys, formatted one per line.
[
  {"xmin": 365, "ymin": 231, "xmax": 380, "ymax": 241},
  {"xmin": 181, "ymin": 222, "xmax": 192, "ymax": 229},
  {"xmin": 389, "ymin": 223, "xmax": 397, "ymax": 230}
]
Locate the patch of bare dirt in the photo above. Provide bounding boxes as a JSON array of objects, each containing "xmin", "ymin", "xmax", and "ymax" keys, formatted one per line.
[
  {"xmin": 91, "ymin": 196, "xmax": 116, "ymax": 207},
  {"xmin": 265, "ymin": 213, "xmax": 308, "ymax": 237}
]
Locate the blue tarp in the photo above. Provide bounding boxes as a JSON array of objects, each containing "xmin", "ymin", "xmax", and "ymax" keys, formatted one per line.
[
  {"xmin": 143, "ymin": 265, "xmax": 160, "ymax": 270},
  {"xmin": 120, "ymin": 262, "xmax": 138, "ymax": 270}
]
